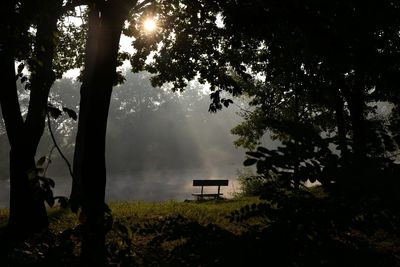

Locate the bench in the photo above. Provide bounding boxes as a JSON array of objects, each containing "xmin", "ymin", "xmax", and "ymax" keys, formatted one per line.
[{"xmin": 192, "ymin": 179, "xmax": 229, "ymax": 200}]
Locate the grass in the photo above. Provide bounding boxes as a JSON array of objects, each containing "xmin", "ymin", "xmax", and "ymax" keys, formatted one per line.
[
  {"xmin": 108, "ymin": 197, "xmax": 262, "ymax": 233},
  {"xmin": 0, "ymin": 197, "xmax": 266, "ymax": 266},
  {"xmin": 0, "ymin": 197, "xmax": 262, "ymax": 230},
  {"xmin": 34, "ymin": 197, "xmax": 262, "ymax": 232},
  {"xmin": 1, "ymin": 195, "xmax": 399, "ymax": 266},
  {"xmin": 0, "ymin": 208, "xmax": 8, "ymax": 228}
]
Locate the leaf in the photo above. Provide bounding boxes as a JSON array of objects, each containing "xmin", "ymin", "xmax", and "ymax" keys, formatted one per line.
[
  {"xmin": 27, "ymin": 168, "xmax": 37, "ymax": 180},
  {"xmin": 246, "ymin": 151, "xmax": 264, "ymax": 158},
  {"xmin": 17, "ymin": 63, "xmax": 24, "ymax": 74},
  {"xmin": 221, "ymin": 98, "xmax": 234, "ymax": 107},
  {"xmin": 243, "ymin": 158, "xmax": 257, "ymax": 166},
  {"xmin": 114, "ymin": 221, "xmax": 132, "ymax": 239},
  {"xmin": 46, "ymin": 177, "xmax": 56, "ymax": 188},
  {"xmin": 257, "ymin": 147, "xmax": 270, "ymax": 154},
  {"xmin": 62, "ymin": 107, "xmax": 78, "ymax": 121},
  {"xmin": 256, "ymin": 160, "xmax": 266, "ymax": 173},
  {"xmin": 39, "ymin": 177, "xmax": 55, "ymax": 188},
  {"xmin": 15, "ymin": 72, "xmax": 22, "ymax": 81},
  {"xmin": 37, "ymin": 156, "xmax": 47, "ymax": 166},
  {"xmin": 24, "ymin": 82, "xmax": 31, "ymax": 91},
  {"xmin": 55, "ymin": 196, "xmax": 68, "ymax": 209},
  {"xmin": 46, "ymin": 195, "xmax": 55, "ymax": 207},
  {"xmin": 48, "ymin": 105, "xmax": 62, "ymax": 120},
  {"xmin": 36, "ymin": 168, "xmax": 45, "ymax": 177}
]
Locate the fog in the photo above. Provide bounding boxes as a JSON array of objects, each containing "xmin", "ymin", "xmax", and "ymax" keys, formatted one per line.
[{"xmin": 0, "ymin": 72, "xmax": 271, "ymax": 208}]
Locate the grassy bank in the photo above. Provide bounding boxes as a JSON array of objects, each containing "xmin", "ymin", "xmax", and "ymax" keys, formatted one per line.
[
  {"xmin": 1, "ymin": 195, "xmax": 399, "ymax": 266},
  {"xmin": 1, "ymin": 197, "xmax": 266, "ymax": 266},
  {"xmin": 39, "ymin": 197, "xmax": 262, "ymax": 233}
]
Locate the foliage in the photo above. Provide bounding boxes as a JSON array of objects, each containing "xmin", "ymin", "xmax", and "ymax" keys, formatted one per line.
[
  {"xmin": 129, "ymin": 0, "xmax": 400, "ymax": 168},
  {"xmin": 53, "ymin": 8, "xmax": 87, "ymax": 79},
  {"xmin": 228, "ymin": 188, "xmax": 400, "ymax": 266},
  {"xmin": 47, "ymin": 103, "xmax": 77, "ymax": 121},
  {"xmin": 232, "ymin": 168, "xmax": 268, "ymax": 198},
  {"xmin": 242, "ymin": 128, "xmax": 337, "ymax": 189},
  {"xmin": 129, "ymin": 0, "xmax": 246, "ymax": 111},
  {"xmin": 28, "ymin": 153, "xmax": 69, "ymax": 209}
]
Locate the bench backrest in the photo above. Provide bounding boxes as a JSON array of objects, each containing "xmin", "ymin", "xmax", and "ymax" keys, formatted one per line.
[{"xmin": 193, "ymin": 179, "xmax": 229, "ymax": 186}]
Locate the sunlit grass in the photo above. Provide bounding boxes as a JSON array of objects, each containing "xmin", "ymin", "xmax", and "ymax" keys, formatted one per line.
[
  {"xmin": 0, "ymin": 197, "xmax": 262, "ymax": 234},
  {"xmin": 47, "ymin": 206, "xmax": 77, "ymax": 232},
  {"xmin": 109, "ymin": 197, "xmax": 262, "ymax": 233}
]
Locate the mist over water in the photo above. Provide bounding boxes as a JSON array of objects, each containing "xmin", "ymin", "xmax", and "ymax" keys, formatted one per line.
[
  {"xmin": 0, "ymin": 167, "xmax": 242, "ymax": 208},
  {"xmin": 106, "ymin": 167, "xmax": 241, "ymax": 202},
  {"xmin": 0, "ymin": 71, "xmax": 268, "ymax": 208}
]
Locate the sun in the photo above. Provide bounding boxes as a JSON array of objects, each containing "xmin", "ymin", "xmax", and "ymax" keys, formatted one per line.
[{"xmin": 143, "ymin": 18, "xmax": 157, "ymax": 33}]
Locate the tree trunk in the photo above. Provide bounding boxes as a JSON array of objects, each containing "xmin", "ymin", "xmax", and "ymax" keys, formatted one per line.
[
  {"xmin": 0, "ymin": 38, "xmax": 48, "ymax": 236},
  {"xmin": 70, "ymin": 1, "xmax": 130, "ymax": 264},
  {"xmin": 0, "ymin": 0, "xmax": 62, "ymax": 237},
  {"xmin": 25, "ymin": 0, "xmax": 62, "ymax": 155},
  {"xmin": 0, "ymin": 0, "xmax": 47, "ymax": 237}
]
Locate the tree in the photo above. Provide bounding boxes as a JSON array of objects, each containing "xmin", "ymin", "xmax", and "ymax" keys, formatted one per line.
[
  {"xmin": 68, "ymin": 0, "xmax": 154, "ymax": 264},
  {"xmin": 130, "ymin": 0, "xmax": 400, "ymax": 189},
  {"xmin": 0, "ymin": 0, "xmax": 87, "ymax": 238},
  {"xmin": 0, "ymin": 0, "xmax": 65, "ymax": 236}
]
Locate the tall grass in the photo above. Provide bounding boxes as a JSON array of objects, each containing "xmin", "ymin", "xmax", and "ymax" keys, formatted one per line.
[
  {"xmin": 109, "ymin": 197, "xmax": 261, "ymax": 233},
  {"xmin": 0, "ymin": 197, "xmax": 262, "ymax": 234}
]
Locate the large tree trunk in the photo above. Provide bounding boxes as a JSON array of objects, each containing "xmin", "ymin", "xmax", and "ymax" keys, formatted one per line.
[{"xmin": 70, "ymin": 1, "xmax": 130, "ymax": 264}]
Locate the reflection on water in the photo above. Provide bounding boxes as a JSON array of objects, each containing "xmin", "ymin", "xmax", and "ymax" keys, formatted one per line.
[{"xmin": 0, "ymin": 167, "xmax": 241, "ymax": 208}]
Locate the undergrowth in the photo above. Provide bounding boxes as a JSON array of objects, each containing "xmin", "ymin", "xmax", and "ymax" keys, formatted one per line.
[{"xmin": 0, "ymin": 195, "xmax": 399, "ymax": 266}]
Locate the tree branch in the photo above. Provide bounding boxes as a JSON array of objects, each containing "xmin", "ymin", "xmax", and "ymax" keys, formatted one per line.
[{"xmin": 46, "ymin": 109, "xmax": 74, "ymax": 180}]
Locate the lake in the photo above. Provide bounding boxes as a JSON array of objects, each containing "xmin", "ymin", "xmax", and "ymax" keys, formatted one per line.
[{"xmin": 0, "ymin": 166, "xmax": 242, "ymax": 208}]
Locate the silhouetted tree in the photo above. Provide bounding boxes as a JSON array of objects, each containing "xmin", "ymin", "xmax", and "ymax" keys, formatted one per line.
[
  {"xmin": 69, "ymin": 1, "xmax": 155, "ymax": 264},
  {"xmin": 131, "ymin": 0, "xmax": 400, "ymax": 190},
  {"xmin": 0, "ymin": 0, "xmax": 65, "ymax": 236}
]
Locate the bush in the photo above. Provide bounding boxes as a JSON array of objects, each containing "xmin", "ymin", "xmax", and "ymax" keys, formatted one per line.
[{"xmin": 233, "ymin": 168, "xmax": 267, "ymax": 197}]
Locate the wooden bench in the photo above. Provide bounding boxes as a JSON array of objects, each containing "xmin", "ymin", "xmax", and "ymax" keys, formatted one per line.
[{"xmin": 192, "ymin": 179, "xmax": 229, "ymax": 200}]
